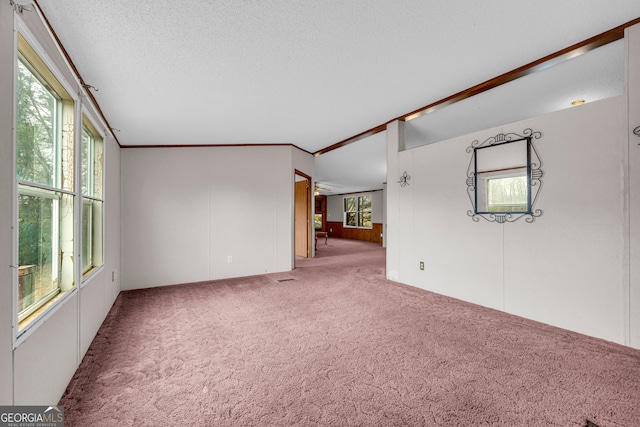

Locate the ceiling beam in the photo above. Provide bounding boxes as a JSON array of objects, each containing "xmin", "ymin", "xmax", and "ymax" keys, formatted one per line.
[
  {"xmin": 314, "ymin": 16, "xmax": 640, "ymax": 157},
  {"xmin": 313, "ymin": 124, "xmax": 387, "ymax": 157}
]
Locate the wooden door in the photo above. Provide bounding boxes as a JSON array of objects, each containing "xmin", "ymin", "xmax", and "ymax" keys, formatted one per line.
[{"xmin": 294, "ymin": 179, "xmax": 309, "ymax": 257}]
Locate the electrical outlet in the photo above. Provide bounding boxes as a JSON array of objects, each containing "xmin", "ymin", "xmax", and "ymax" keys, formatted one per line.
[
  {"xmin": 227, "ymin": 256, "xmax": 232, "ymax": 263},
  {"xmin": 419, "ymin": 261, "xmax": 424, "ymax": 270}
]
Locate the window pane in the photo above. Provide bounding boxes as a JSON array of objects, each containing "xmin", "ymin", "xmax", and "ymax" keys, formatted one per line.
[
  {"xmin": 92, "ymin": 199, "xmax": 103, "ymax": 269},
  {"xmin": 359, "ymin": 212, "xmax": 372, "ymax": 228},
  {"xmin": 314, "ymin": 214, "xmax": 322, "ymax": 230},
  {"xmin": 17, "ymin": 60, "xmax": 56, "ymax": 187},
  {"xmin": 81, "ymin": 128, "xmax": 91, "ymax": 196},
  {"xmin": 82, "ymin": 200, "xmax": 92, "ymax": 272},
  {"xmin": 359, "ymin": 195, "xmax": 372, "ymax": 212},
  {"xmin": 93, "ymin": 136, "xmax": 103, "ymax": 198},
  {"xmin": 487, "ymin": 175, "xmax": 528, "ymax": 212},
  {"xmin": 82, "ymin": 198, "xmax": 103, "ymax": 276},
  {"xmin": 81, "ymin": 123, "xmax": 103, "ymax": 198},
  {"xmin": 344, "ymin": 197, "xmax": 357, "ymax": 213},
  {"xmin": 18, "ymin": 191, "xmax": 57, "ymax": 317},
  {"xmin": 345, "ymin": 212, "xmax": 357, "ymax": 227},
  {"xmin": 60, "ymin": 105, "xmax": 75, "ymax": 193}
]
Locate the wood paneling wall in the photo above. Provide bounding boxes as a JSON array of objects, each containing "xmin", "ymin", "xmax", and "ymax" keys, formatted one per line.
[{"xmin": 327, "ymin": 221, "xmax": 383, "ymax": 244}]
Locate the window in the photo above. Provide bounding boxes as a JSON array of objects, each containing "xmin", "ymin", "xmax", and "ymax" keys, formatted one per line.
[
  {"xmin": 81, "ymin": 117, "xmax": 104, "ymax": 277},
  {"xmin": 486, "ymin": 175, "xmax": 528, "ymax": 213},
  {"xmin": 16, "ymin": 34, "xmax": 75, "ymax": 331},
  {"xmin": 344, "ymin": 195, "xmax": 372, "ymax": 228}
]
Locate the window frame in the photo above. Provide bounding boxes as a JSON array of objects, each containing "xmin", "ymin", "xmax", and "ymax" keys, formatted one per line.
[
  {"xmin": 343, "ymin": 194, "xmax": 373, "ymax": 229},
  {"xmin": 15, "ymin": 57, "xmax": 61, "ymax": 188},
  {"xmin": 16, "ymin": 185, "xmax": 61, "ymax": 323},
  {"xmin": 80, "ymin": 112, "xmax": 105, "ymax": 281},
  {"xmin": 13, "ymin": 23, "xmax": 80, "ymax": 344}
]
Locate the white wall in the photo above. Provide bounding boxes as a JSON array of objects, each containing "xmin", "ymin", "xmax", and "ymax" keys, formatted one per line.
[
  {"xmin": 293, "ymin": 146, "xmax": 314, "ymax": 180},
  {"xmin": 0, "ymin": 0, "xmax": 15, "ymax": 405},
  {"xmin": 326, "ymin": 190, "xmax": 384, "ymax": 224},
  {"xmin": 121, "ymin": 145, "xmax": 308, "ymax": 290},
  {"xmin": 0, "ymin": 4, "xmax": 121, "ymax": 404},
  {"xmin": 13, "ymin": 295, "xmax": 79, "ymax": 404},
  {"xmin": 388, "ymin": 94, "xmax": 635, "ymax": 346},
  {"xmin": 80, "ymin": 135, "xmax": 121, "ymax": 357},
  {"xmin": 386, "ymin": 121, "xmax": 405, "ymax": 282},
  {"xmin": 627, "ymin": 24, "xmax": 640, "ymax": 348},
  {"xmin": 382, "ymin": 183, "xmax": 387, "ymax": 247},
  {"xmin": 293, "ymin": 146, "xmax": 315, "ymax": 259}
]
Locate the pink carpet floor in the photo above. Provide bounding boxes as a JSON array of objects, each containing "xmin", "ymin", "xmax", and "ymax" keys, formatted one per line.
[{"xmin": 60, "ymin": 238, "xmax": 640, "ymax": 426}]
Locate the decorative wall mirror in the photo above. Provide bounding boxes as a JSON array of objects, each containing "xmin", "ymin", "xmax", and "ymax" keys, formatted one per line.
[{"xmin": 466, "ymin": 129, "xmax": 543, "ymax": 223}]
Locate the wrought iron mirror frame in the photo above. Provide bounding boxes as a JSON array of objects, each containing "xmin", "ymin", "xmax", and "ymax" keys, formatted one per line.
[{"xmin": 466, "ymin": 128, "xmax": 543, "ymax": 223}]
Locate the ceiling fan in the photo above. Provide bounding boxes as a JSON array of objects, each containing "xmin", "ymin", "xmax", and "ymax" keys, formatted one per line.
[{"xmin": 314, "ymin": 183, "xmax": 332, "ymax": 196}]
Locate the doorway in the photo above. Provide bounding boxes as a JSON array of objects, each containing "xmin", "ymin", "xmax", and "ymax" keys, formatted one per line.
[{"xmin": 294, "ymin": 170, "xmax": 312, "ymax": 260}]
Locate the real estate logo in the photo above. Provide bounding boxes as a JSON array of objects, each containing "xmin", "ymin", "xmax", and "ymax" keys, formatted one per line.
[{"xmin": 0, "ymin": 406, "xmax": 64, "ymax": 427}]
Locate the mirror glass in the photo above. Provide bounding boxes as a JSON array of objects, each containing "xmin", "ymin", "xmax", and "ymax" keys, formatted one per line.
[{"xmin": 475, "ymin": 138, "xmax": 529, "ymax": 214}]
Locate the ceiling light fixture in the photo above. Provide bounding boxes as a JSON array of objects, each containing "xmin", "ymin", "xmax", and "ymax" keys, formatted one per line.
[
  {"xmin": 571, "ymin": 99, "xmax": 585, "ymax": 106},
  {"xmin": 405, "ymin": 112, "xmax": 423, "ymax": 121}
]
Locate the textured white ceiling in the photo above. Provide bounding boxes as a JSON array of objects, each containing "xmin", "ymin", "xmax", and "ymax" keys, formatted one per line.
[{"xmin": 34, "ymin": 1, "xmax": 640, "ymax": 193}]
